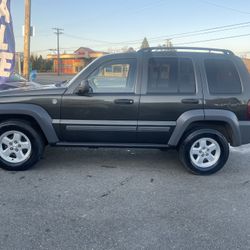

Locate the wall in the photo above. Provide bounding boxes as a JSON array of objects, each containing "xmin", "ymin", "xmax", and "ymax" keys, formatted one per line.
[{"xmin": 243, "ymin": 58, "xmax": 250, "ymax": 72}]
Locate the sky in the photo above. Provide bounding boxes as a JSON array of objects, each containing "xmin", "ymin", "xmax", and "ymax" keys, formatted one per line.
[{"xmin": 11, "ymin": 0, "xmax": 250, "ymax": 57}]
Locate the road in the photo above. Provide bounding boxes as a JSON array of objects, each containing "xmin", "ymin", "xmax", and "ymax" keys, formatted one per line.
[
  {"xmin": 1, "ymin": 73, "xmax": 250, "ymax": 249},
  {"xmin": 36, "ymin": 73, "xmax": 74, "ymax": 85},
  {"xmin": 0, "ymin": 146, "xmax": 250, "ymax": 250}
]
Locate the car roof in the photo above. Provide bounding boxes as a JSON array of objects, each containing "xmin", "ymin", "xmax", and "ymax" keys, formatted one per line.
[
  {"xmin": 138, "ymin": 46, "xmax": 234, "ymax": 55},
  {"xmin": 98, "ymin": 47, "xmax": 235, "ymax": 61}
]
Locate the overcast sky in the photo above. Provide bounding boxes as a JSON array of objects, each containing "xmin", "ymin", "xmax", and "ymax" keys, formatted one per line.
[{"xmin": 12, "ymin": 0, "xmax": 250, "ymax": 56}]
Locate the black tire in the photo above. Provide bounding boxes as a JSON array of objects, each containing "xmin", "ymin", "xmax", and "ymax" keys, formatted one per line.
[
  {"xmin": 179, "ymin": 129, "xmax": 229, "ymax": 175},
  {"xmin": 0, "ymin": 120, "xmax": 44, "ymax": 171}
]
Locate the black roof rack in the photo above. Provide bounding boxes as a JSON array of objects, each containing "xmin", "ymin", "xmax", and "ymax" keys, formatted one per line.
[{"xmin": 138, "ymin": 47, "xmax": 234, "ymax": 55}]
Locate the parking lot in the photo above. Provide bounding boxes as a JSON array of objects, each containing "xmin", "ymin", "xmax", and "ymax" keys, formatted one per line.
[
  {"xmin": 36, "ymin": 73, "xmax": 73, "ymax": 85},
  {"xmin": 0, "ymin": 74, "xmax": 250, "ymax": 250},
  {"xmin": 1, "ymin": 146, "xmax": 250, "ymax": 250}
]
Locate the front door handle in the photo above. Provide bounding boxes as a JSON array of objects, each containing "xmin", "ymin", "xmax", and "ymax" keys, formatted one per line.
[
  {"xmin": 181, "ymin": 98, "xmax": 199, "ymax": 104},
  {"xmin": 114, "ymin": 99, "xmax": 134, "ymax": 105}
]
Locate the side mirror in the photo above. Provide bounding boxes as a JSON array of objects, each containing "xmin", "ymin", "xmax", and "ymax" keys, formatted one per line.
[{"xmin": 77, "ymin": 80, "xmax": 90, "ymax": 96}]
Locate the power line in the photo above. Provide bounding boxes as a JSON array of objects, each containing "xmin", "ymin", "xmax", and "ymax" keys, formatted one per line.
[
  {"xmin": 63, "ymin": 33, "xmax": 111, "ymax": 44},
  {"xmin": 31, "ymin": 47, "xmax": 79, "ymax": 53},
  {"xmin": 33, "ymin": 32, "xmax": 250, "ymax": 54},
  {"xmin": 62, "ymin": 21, "xmax": 250, "ymax": 47},
  {"xmin": 151, "ymin": 24, "xmax": 250, "ymax": 41},
  {"xmin": 201, "ymin": 1, "xmax": 250, "ymax": 15},
  {"xmin": 132, "ymin": 21, "xmax": 250, "ymax": 44},
  {"xmin": 175, "ymin": 33, "xmax": 250, "ymax": 46},
  {"xmin": 167, "ymin": 24, "xmax": 250, "ymax": 40},
  {"xmin": 36, "ymin": 33, "xmax": 250, "ymax": 52},
  {"xmin": 31, "ymin": 21, "xmax": 250, "ymax": 53}
]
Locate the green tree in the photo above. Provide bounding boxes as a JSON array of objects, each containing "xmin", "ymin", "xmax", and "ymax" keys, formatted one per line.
[
  {"xmin": 140, "ymin": 37, "xmax": 150, "ymax": 49},
  {"xmin": 30, "ymin": 54, "xmax": 53, "ymax": 72}
]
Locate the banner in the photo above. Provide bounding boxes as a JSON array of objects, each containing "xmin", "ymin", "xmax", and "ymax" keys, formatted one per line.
[{"xmin": 0, "ymin": 0, "xmax": 15, "ymax": 84}]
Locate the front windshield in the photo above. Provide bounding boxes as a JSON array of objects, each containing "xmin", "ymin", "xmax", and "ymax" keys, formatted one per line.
[{"xmin": 66, "ymin": 58, "xmax": 99, "ymax": 87}]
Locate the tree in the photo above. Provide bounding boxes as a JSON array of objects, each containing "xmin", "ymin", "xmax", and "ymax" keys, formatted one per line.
[
  {"xmin": 140, "ymin": 37, "xmax": 150, "ymax": 49},
  {"xmin": 30, "ymin": 54, "xmax": 53, "ymax": 72}
]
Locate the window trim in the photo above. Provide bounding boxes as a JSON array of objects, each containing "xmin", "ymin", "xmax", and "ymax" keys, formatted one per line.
[
  {"xmin": 86, "ymin": 58, "xmax": 137, "ymax": 94},
  {"xmin": 145, "ymin": 56, "xmax": 198, "ymax": 96},
  {"xmin": 203, "ymin": 58, "xmax": 243, "ymax": 96}
]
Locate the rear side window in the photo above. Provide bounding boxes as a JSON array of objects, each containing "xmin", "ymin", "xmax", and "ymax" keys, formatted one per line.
[
  {"xmin": 147, "ymin": 57, "xmax": 196, "ymax": 94},
  {"xmin": 204, "ymin": 59, "xmax": 242, "ymax": 94}
]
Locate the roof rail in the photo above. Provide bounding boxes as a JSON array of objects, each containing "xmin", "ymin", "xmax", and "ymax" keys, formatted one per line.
[{"xmin": 138, "ymin": 47, "xmax": 234, "ymax": 55}]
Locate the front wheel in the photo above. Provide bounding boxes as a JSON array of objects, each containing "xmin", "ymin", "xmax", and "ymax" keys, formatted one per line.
[
  {"xmin": 179, "ymin": 129, "xmax": 230, "ymax": 175},
  {"xmin": 0, "ymin": 121, "xmax": 44, "ymax": 171}
]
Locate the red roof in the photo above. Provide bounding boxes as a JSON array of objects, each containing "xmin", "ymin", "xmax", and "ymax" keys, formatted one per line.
[{"xmin": 74, "ymin": 47, "xmax": 94, "ymax": 55}]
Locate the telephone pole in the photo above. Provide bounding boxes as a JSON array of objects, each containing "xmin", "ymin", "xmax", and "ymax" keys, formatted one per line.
[
  {"xmin": 53, "ymin": 28, "xmax": 63, "ymax": 76},
  {"xmin": 23, "ymin": 0, "xmax": 31, "ymax": 80}
]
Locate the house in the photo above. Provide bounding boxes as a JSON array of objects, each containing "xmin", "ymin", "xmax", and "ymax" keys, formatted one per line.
[
  {"xmin": 243, "ymin": 58, "xmax": 250, "ymax": 72},
  {"xmin": 47, "ymin": 47, "xmax": 107, "ymax": 74}
]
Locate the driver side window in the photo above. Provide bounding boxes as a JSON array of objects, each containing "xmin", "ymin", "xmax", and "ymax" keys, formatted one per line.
[{"xmin": 88, "ymin": 59, "xmax": 137, "ymax": 93}]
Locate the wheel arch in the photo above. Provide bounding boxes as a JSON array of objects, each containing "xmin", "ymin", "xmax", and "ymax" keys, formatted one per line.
[
  {"xmin": 168, "ymin": 109, "xmax": 241, "ymax": 147},
  {"xmin": 0, "ymin": 104, "xmax": 59, "ymax": 144}
]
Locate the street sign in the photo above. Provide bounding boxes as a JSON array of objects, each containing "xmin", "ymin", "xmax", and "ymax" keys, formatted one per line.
[{"xmin": 22, "ymin": 25, "xmax": 35, "ymax": 37}]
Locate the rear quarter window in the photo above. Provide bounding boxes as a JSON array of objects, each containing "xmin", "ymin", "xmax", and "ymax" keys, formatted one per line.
[{"xmin": 204, "ymin": 59, "xmax": 242, "ymax": 94}]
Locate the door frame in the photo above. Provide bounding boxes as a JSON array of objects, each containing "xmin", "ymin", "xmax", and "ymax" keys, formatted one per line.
[{"xmin": 58, "ymin": 54, "xmax": 144, "ymax": 143}]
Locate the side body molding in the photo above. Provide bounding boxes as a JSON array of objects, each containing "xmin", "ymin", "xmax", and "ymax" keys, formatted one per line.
[
  {"xmin": 0, "ymin": 104, "xmax": 59, "ymax": 144},
  {"xmin": 168, "ymin": 109, "xmax": 241, "ymax": 147}
]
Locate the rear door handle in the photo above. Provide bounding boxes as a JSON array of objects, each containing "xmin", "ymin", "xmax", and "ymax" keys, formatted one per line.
[
  {"xmin": 181, "ymin": 98, "xmax": 199, "ymax": 104},
  {"xmin": 114, "ymin": 99, "xmax": 134, "ymax": 105}
]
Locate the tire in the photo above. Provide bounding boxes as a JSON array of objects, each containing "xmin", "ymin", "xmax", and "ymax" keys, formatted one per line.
[
  {"xmin": 179, "ymin": 129, "xmax": 229, "ymax": 175},
  {"xmin": 0, "ymin": 120, "xmax": 44, "ymax": 171}
]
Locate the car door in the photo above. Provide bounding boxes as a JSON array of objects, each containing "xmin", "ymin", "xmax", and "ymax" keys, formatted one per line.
[
  {"xmin": 138, "ymin": 53, "xmax": 204, "ymax": 144},
  {"xmin": 60, "ymin": 57, "xmax": 140, "ymax": 143}
]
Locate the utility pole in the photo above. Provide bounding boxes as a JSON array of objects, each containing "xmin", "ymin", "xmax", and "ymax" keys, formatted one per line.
[
  {"xmin": 23, "ymin": 0, "xmax": 31, "ymax": 80},
  {"xmin": 53, "ymin": 28, "xmax": 63, "ymax": 76}
]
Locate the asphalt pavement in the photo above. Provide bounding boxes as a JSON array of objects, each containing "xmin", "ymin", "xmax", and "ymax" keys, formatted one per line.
[
  {"xmin": 0, "ymin": 146, "xmax": 250, "ymax": 250},
  {"xmin": 1, "ymin": 73, "xmax": 250, "ymax": 250},
  {"xmin": 36, "ymin": 73, "xmax": 74, "ymax": 85}
]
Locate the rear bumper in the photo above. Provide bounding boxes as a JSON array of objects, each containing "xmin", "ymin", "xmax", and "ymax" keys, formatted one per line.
[{"xmin": 239, "ymin": 121, "xmax": 250, "ymax": 146}]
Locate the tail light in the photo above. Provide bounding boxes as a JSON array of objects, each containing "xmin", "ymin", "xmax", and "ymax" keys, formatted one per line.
[{"xmin": 247, "ymin": 100, "xmax": 250, "ymax": 119}]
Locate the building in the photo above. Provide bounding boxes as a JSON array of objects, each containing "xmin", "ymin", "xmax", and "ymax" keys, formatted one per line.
[
  {"xmin": 47, "ymin": 47, "xmax": 107, "ymax": 75},
  {"xmin": 243, "ymin": 58, "xmax": 250, "ymax": 72}
]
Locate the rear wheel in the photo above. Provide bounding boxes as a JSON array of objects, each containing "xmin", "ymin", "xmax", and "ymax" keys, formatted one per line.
[
  {"xmin": 179, "ymin": 129, "xmax": 229, "ymax": 175},
  {"xmin": 0, "ymin": 121, "xmax": 44, "ymax": 171}
]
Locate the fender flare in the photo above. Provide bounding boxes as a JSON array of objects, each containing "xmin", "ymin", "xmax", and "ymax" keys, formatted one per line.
[
  {"xmin": 168, "ymin": 109, "xmax": 241, "ymax": 147},
  {"xmin": 0, "ymin": 104, "xmax": 59, "ymax": 144}
]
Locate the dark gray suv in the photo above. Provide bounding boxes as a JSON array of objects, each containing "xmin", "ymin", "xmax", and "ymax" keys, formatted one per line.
[{"xmin": 0, "ymin": 47, "xmax": 249, "ymax": 175}]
